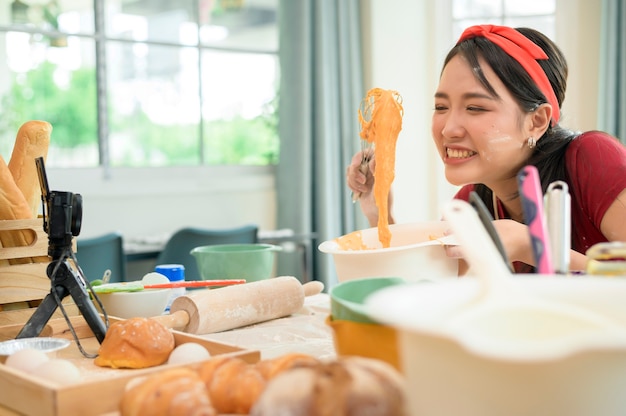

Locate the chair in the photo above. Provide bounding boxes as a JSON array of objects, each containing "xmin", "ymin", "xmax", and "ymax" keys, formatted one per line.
[
  {"xmin": 155, "ymin": 225, "xmax": 259, "ymax": 281},
  {"xmin": 75, "ymin": 232, "xmax": 127, "ymax": 283}
]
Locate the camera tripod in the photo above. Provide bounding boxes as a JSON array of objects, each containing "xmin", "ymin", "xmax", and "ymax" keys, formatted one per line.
[
  {"xmin": 16, "ymin": 251, "xmax": 108, "ymax": 343},
  {"xmin": 16, "ymin": 156, "xmax": 107, "ymax": 345}
]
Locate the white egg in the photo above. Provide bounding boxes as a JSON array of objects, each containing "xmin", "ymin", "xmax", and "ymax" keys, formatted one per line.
[
  {"xmin": 35, "ymin": 359, "xmax": 81, "ymax": 385},
  {"xmin": 5, "ymin": 348, "xmax": 50, "ymax": 374},
  {"xmin": 142, "ymin": 272, "xmax": 170, "ymax": 285},
  {"xmin": 167, "ymin": 342, "xmax": 211, "ymax": 365}
]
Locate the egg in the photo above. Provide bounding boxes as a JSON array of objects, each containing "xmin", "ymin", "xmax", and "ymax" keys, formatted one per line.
[
  {"xmin": 36, "ymin": 359, "xmax": 81, "ymax": 385},
  {"xmin": 167, "ymin": 342, "xmax": 211, "ymax": 365},
  {"xmin": 5, "ymin": 348, "xmax": 50, "ymax": 374}
]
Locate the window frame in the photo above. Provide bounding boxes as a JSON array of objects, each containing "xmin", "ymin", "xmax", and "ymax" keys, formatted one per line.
[{"xmin": 0, "ymin": 0, "xmax": 279, "ymax": 169}]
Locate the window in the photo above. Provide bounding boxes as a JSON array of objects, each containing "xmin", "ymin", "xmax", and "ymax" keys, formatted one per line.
[
  {"xmin": 452, "ymin": 0, "xmax": 556, "ymax": 39},
  {"xmin": 0, "ymin": 0, "xmax": 279, "ymax": 168}
]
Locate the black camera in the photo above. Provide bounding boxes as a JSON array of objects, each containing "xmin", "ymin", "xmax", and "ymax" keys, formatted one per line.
[
  {"xmin": 35, "ymin": 157, "xmax": 83, "ymax": 259},
  {"xmin": 18, "ymin": 157, "xmax": 106, "ymax": 345}
]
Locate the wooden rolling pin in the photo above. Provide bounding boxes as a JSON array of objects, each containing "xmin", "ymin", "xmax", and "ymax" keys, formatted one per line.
[{"xmin": 151, "ymin": 276, "xmax": 324, "ymax": 334}]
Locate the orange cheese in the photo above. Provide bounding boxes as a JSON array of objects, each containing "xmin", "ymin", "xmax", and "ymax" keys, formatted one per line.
[
  {"xmin": 335, "ymin": 231, "xmax": 370, "ymax": 251},
  {"xmin": 358, "ymin": 88, "xmax": 403, "ymax": 248}
]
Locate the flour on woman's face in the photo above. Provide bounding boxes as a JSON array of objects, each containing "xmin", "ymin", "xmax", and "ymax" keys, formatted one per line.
[{"xmin": 432, "ymin": 55, "xmax": 532, "ymax": 188}]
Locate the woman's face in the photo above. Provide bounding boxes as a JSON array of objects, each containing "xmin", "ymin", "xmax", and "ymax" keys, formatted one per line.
[{"xmin": 431, "ymin": 54, "xmax": 534, "ymax": 189}]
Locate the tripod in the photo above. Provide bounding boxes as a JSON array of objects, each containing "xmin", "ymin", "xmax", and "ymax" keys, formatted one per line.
[{"xmin": 16, "ymin": 251, "xmax": 107, "ymax": 343}]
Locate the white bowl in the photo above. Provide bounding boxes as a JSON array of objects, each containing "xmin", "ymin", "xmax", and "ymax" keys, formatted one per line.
[
  {"xmin": 95, "ymin": 288, "xmax": 171, "ymax": 319},
  {"xmin": 366, "ymin": 275, "xmax": 626, "ymax": 416},
  {"xmin": 318, "ymin": 221, "xmax": 458, "ymax": 282}
]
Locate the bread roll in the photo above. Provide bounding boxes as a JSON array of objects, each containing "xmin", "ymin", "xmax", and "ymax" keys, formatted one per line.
[
  {"xmin": 120, "ymin": 367, "xmax": 216, "ymax": 416},
  {"xmin": 256, "ymin": 352, "xmax": 320, "ymax": 380},
  {"xmin": 250, "ymin": 356, "xmax": 407, "ymax": 416},
  {"xmin": 196, "ymin": 353, "xmax": 320, "ymax": 414},
  {"xmin": 8, "ymin": 120, "xmax": 52, "ymax": 218},
  {"xmin": 94, "ymin": 317, "xmax": 175, "ymax": 369},
  {"xmin": 198, "ymin": 356, "xmax": 265, "ymax": 414}
]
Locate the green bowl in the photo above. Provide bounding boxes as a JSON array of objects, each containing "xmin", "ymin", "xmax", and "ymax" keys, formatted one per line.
[
  {"xmin": 190, "ymin": 243, "xmax": 282, "ymax": 282},
  {"xmin": 330, "ymin": 277, "xmax": 406, "ymax": 324}
]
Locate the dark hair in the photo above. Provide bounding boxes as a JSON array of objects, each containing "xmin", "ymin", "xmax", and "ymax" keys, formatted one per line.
[{"xmin": 444, "ymin": 27, "xmax": 581, "ymax": 217}]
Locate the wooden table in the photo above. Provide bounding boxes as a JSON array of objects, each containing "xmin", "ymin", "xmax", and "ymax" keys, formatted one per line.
[{"xmin": 0, "ymin": 294, "xmax": 335, "ymax": 415}]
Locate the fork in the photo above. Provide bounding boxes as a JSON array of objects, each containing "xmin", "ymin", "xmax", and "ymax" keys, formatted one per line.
[
  {"xmin": 352, "ymin": 139, "xmax": 374, "ymax": 202},
  {"xmin": 352, "ymin": 95, "xmax": 376, "ymax": 203}
]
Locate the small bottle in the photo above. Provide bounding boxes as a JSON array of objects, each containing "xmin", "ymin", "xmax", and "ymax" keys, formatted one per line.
[{"xmin": 155, "ymin": 264, "xmax": 186, "ymax": 313}]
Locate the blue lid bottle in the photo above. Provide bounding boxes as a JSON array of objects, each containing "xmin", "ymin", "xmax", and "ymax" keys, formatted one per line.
[{"xmin": 155, "ymin": 264, "xmax": 185, "ymax": 313}]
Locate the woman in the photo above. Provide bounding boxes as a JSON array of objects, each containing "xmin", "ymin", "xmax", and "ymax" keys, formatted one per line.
[{"xmin": 346, "ymin": 25, "xmax": 626, "ymax": 273}]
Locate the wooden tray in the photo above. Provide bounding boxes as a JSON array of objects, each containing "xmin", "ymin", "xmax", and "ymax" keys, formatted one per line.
[
  {"xmin": 0, "ymin": 220, "xmax": 260, "ymax": 415},
  {"xmin": 0, "ymin": 316, "xmax": 260, "ymax": 416}
]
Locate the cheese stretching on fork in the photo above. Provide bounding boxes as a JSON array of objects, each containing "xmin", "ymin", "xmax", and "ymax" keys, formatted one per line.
[{"xmin": 358, "ymin": 88, "xmax": 404, "ymax": 248}]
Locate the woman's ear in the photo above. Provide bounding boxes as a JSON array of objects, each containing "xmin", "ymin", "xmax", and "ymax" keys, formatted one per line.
[{"xmin": 528, "ymin": 103, "xmax": 552, "ymax": 139}]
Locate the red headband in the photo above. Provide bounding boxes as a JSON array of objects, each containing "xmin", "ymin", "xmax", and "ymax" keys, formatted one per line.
[{"xmin": 457, "ymin": 24, "xmax": 560, "ymax": 125}]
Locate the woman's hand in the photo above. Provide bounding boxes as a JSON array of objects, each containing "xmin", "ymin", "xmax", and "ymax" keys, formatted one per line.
[
  {"xmin": 444, "ymin": 219, "xmax": 534, "ymax": 271},
  {"xmin": 347, "ymin": 151, "xmax": 382, "ymax": 226},
  {"xmin": 491, "ymin": 219, "xmax": 534, "ymax": 265}
]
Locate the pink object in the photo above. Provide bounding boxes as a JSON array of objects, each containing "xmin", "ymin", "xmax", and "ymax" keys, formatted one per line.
[{"xmin": 518, "ymin": 165, "xmax": 554, "ymax": 274}]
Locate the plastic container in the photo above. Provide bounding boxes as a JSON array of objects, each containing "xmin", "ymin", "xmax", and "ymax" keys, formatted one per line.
[{"xmin": 155, "ymin": 264, "xmax": 186, "ymax": 313}]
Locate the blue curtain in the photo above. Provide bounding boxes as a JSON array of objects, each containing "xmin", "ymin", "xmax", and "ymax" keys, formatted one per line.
[
  {"xmin": 276, "ymin": 0, "xmax": 364, "ymax": 287},
  {"xmin": 598, "ymin": 0, "xmax": 626, "ymax": 142}
]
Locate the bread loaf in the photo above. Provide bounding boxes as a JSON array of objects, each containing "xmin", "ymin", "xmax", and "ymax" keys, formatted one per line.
[
  {"xmin": 0, "ymin": 120, "xmax": 51, "ymax": 265},
  {"xmin": 120, "ymin": 367, "xmax": 216, "ymax": 416},
  {"xmin": 94, "ymin": 317, "xmax": 175, "ymax": 369},
  {"xmin": 8, "ymin": 120, "xmax": 52, "ymax": 217},
  {"xmin": 0, "ymin": 155, "xmax": 37, "ymax": 265},
  {"xmin": 250, "ymin": 356, "xmax": 407, "ymax": 416},
  {"xmin": 0, "ymin": 155, "xmax": 32, "ymax": 221}
]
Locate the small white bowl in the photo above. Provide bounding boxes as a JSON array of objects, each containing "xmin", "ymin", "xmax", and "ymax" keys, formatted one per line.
[
  {"xmin": 319, "ymin": 221, "xmax": 459, "ymax": 282},
  {"xmin": 95, "ymin": 288, "xmax": 171, "ymax": 319},
  {"xmin": 0, "ymin": 337, "xmax": 70, "ymax": 363}
]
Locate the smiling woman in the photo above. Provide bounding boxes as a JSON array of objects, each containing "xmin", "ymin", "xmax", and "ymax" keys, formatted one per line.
[{"xmin": 347, "ymin": 22, "xmax": 626, "ymax": 275}]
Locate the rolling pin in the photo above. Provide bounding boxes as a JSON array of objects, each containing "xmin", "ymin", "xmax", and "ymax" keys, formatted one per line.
[{"xmin": 151, "ymin": 276, "xmax": 324, "ymax": 334}]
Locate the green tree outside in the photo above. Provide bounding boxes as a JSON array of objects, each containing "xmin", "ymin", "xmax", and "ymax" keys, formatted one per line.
[{"xmin": 1, "ymin": 62, "xmax": 278, "ymax": 166}]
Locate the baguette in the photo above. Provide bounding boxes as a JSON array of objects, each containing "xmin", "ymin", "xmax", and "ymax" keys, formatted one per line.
[
  {"xmin": 8, "ymin": 120, "xmax": 52, "ymax": 218},
  {"xmin": 0, "ymin": 155, "xmax": 32, "ymax": 221},
  {"xmin": 0, "ymin": 155, "xmax": 37, "ymax": 264}
]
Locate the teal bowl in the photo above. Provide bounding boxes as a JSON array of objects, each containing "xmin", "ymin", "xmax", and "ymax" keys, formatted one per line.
[
  {"xmin": 190, "ymin": 243, "xmax": 282, "ymax": 282},
  {"xmin": 330, "ymin": 277, "xmax": 406, "ymax": 324}
]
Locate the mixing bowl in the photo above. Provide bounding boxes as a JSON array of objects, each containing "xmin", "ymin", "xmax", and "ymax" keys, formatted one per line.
[
  {"xmin": 366, "ymin": 275, "xmax": 626, "ymax": 416},
  {"xmin": 330, "ymin": 276, "xmax": 406, "ymax": 323},
  {"xmin": 318, "ymin": 221, "xmax": 458, "ymax": 282},
  {"xmin": 327, "ymin": 277, "xmax": 406, "ymax": 369},
  {"xmin": 326, "ymin": 316, "xmax": 400, "ymax": 370},
  {"xmin": 95, "ymin": 288, "xmax": 171, "ymax": 319},
  {"xmin": 190, "ymin": 243, "xmax": 281, "ymax": 282}
]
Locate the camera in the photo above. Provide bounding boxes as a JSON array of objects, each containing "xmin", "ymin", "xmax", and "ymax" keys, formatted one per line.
[
  {"xmin": 35, "ymin": 157, "xmax": 83, "ymax": 259},
  {"xmin": 18, "ymin": 158, "xmax": 106, "ymax": 344}
]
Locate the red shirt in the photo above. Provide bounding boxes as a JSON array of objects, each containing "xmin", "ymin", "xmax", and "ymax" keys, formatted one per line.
[{"xmin": 454, "ymin": 131, "xmax": 626, "ymax": 269}]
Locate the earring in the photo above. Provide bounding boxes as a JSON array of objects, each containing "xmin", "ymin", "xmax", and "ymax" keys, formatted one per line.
[{"xmin": 527, "ymin": 136, "xmax": 536, "ymax": 149}]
